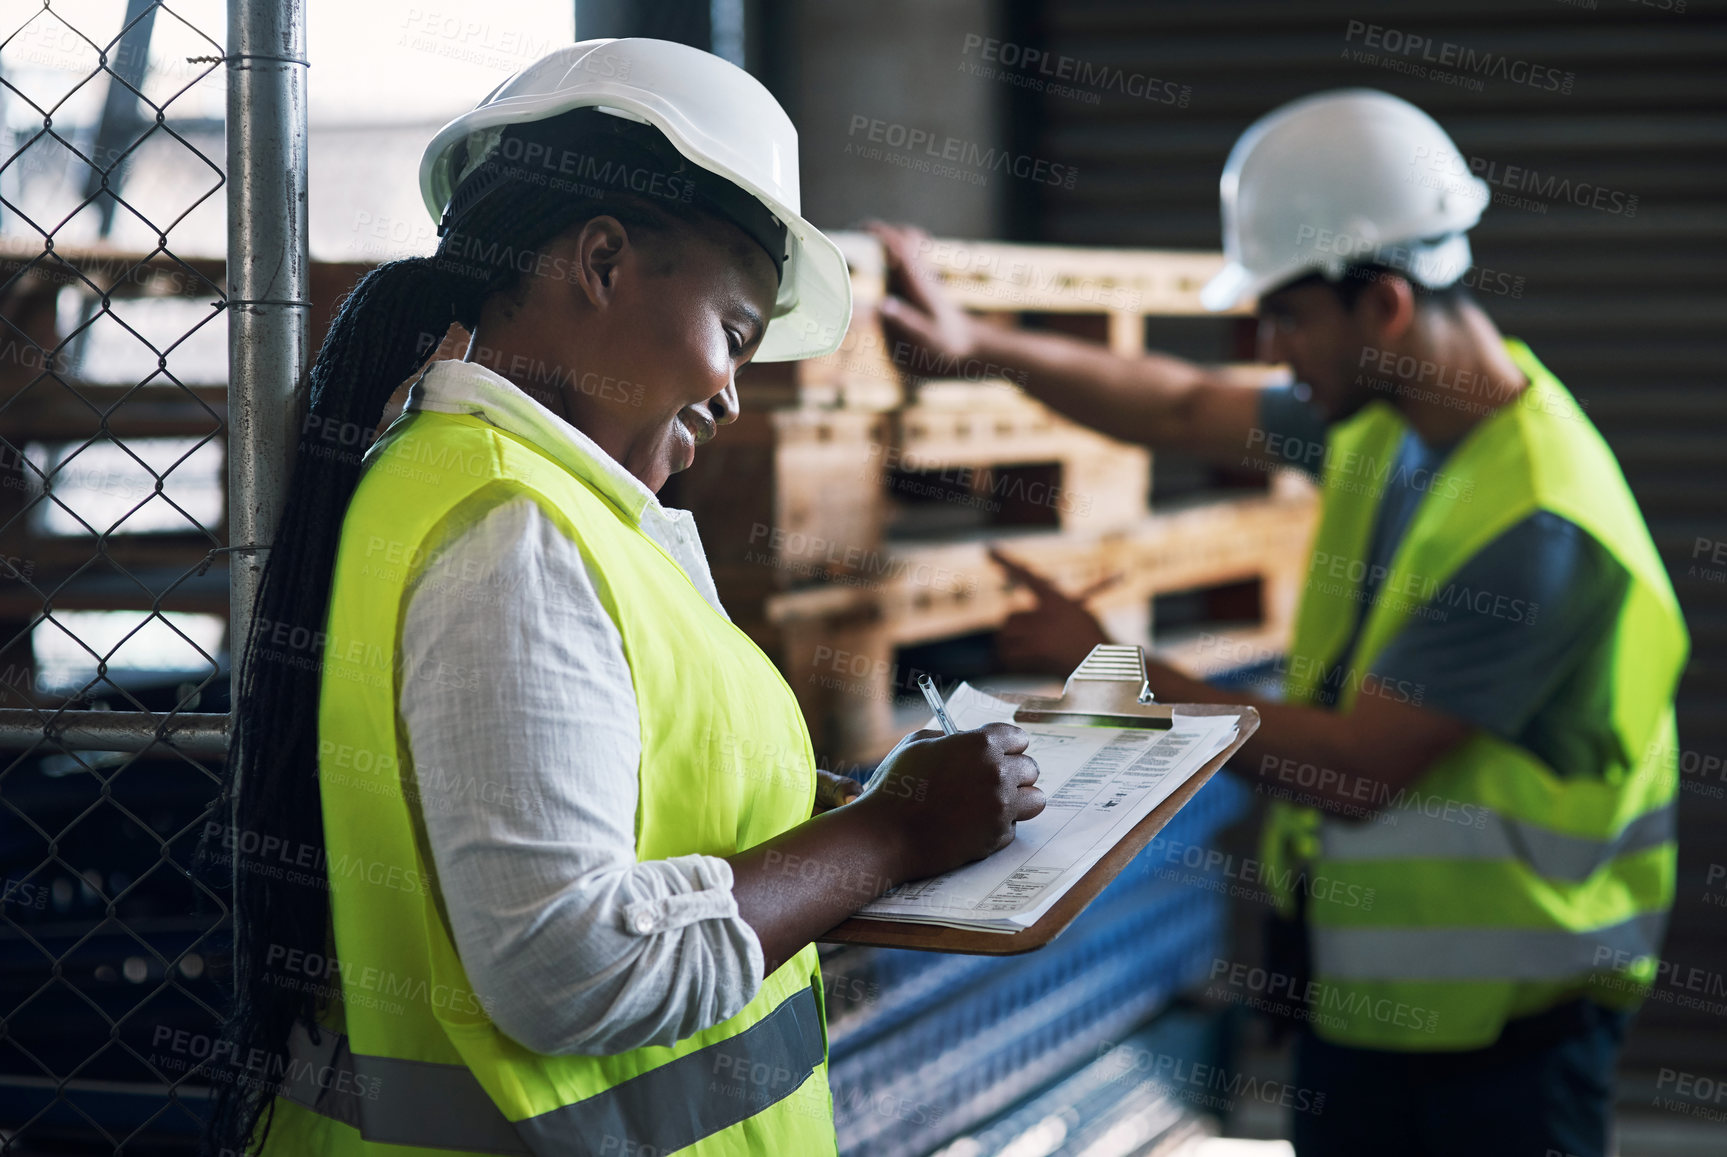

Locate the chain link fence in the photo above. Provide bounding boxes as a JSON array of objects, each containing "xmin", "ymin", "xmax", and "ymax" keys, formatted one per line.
[{"xmin": 0, "ymin": 1, "xmax": 303, "ymax": 1150}]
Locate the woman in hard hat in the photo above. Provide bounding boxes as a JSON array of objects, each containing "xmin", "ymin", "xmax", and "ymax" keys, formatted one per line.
[{"xmin": 205, "ymin": 39, "xmax": 1043, "ymax": 1157}]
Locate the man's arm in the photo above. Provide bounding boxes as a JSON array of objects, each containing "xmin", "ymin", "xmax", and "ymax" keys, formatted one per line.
[
  {"xmin": 1137, "ymin": 658, "xmax": 1473, "ymax": 820},
  {"xmin": 987, "ymin": 548, "xmax": 1472, "ymax": 821},
  {"xmin": 870, "ymin": 222, "xmax": 1279, "ymax": 469}
]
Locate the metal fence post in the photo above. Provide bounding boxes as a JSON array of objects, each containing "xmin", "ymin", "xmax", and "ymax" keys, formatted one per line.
[
  {"xmin": 226, "ymin": 0, "xmax": 308, "ymax": 717},
  {"xmin": 226, "ymin": 0, "xmax": 308, "ymax": 989}
]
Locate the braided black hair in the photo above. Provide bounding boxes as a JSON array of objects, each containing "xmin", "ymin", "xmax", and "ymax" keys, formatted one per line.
[{"xmin": 200, "ymin": 108, "xmax": 753, "ymax": 1156}]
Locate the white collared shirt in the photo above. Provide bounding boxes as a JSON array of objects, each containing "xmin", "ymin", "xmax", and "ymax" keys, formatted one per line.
[{"xmin": 393, "ymin": 357, "xmax": 765, "ymax": 1057}]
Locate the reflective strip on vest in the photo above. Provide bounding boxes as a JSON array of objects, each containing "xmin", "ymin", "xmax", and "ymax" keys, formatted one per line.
[
  {"xmin": 1312, "ymin": 910, "xmax": 1667, "ymax": 982},
  {"xmin": 281, "ymin": 1020, "xmax": 530, "ymax": 1154},
  {"xmin": 517, "ymin": 981, "xmax": 826, "ymax": 1155},
  {"xmin": 282, "ymin": 985, "xmax": 825, "ymax": 1155},
  {"xmin": 1319, "ymin": 801, "xmax": 1677, "ymax": 883}
]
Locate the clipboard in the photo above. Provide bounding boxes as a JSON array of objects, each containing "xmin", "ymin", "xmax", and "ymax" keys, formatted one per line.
[{"xmin": 818, "ymin": 645, "xmax": 1259, "ymax": 956}]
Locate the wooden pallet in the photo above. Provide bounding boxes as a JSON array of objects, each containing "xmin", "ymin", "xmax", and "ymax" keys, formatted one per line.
[
  {"xmin": 889, "ymin": 382, "xmax": 1151, "ymax": 535},
  {"xmin": 679, "ymin": 406, "xmax": 891, "ymax": 605},
  {"xmin": 737, "ymin": 231, "xmax": 1251, "ymax": 410},
  {"xmin": 678, "ymin": 232, "xmax": 1310, "ymax": 760},
  {"xmin": 0, "ymin": 250, "xmax": 417, "ymax": 702},
  {"xmin": 750, "ymin": 481, "xmax": 1318, "ymax": 761},
  {"xmin": 0, "ymin": 248, "xmax": 237, "ymax": 701}
]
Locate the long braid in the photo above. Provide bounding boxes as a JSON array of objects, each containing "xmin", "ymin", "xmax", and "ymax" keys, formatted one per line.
[
  {"xmin": 202, "ymin": 257, "xmax": 479, "ymax": 1154},
  {"xmin": 200, "ymin": 107, "xmax": 723, "ymax": 1156}
]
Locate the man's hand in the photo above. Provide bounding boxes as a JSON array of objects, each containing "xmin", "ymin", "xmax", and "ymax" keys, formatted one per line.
[
  {"xmin": 990, "ymin": 547, "xmax": 1119, "ymax": 675},
  {"xmin": 867, "ymin": 221, "xmax": 979, "ymax": 371}
]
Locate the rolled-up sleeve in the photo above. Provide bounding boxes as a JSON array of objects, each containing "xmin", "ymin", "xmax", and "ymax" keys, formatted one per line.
[{"xmin": 397, "ymin": 495, "xmax": 765, "ymax": 1056}]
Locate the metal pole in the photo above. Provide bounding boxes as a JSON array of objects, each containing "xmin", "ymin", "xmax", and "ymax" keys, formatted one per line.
[
  {"xmin": 226, "ymin": 0, "xmax": 308, "ymax": 722},
  {"xmin": 226, "ymin": 0, "xmax": 307, "ymax": 960},
  {"xmin": 0, "ymin": 712, "xmax": 230, "ymax": 758}
]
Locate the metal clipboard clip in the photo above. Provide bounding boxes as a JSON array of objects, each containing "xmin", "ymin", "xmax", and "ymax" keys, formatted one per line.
[{"xmin": 1011, "ymin": 644, "xmax": 1172, "ymax": 730}]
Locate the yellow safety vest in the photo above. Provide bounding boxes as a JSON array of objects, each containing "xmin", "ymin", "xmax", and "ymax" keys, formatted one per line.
[
  {"xmin": 256, "ymin": 408, "xmax": 836, "ymax": 1154},
  {"xmin": 1261, "ymin": 339, "xmax": 1688, "ymax": 1051}
]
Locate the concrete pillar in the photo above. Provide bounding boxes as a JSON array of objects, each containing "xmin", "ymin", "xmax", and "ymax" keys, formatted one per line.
[{"xmin": 766, "ymin": 0, "xmax": 1005, "ymax": 236}]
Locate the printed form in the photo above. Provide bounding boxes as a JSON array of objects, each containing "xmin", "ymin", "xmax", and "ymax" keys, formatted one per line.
[{"xmin": 858, "ymin": 683, "xmax": 1240, "ymax": 933}]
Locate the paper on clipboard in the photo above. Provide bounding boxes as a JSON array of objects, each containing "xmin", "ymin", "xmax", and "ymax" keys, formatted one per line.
[{"xmin": 855, "ymin": 682, "xmax": 1241, "ymax": 934}]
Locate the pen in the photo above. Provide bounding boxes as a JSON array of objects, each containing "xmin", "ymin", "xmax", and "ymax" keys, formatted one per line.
[
  {"xmin": 919, "ymin": 674, "xmax": 959, "ymax": 736},
  {"xmin": 863, "ymin": 675, "xmax": 961, "ymax": 795}
]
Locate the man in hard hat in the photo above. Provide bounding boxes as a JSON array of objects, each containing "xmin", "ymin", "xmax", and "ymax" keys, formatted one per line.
[{"xmin": 873, "ymin": 89, "xmax": 1686, "ymax": 1155}]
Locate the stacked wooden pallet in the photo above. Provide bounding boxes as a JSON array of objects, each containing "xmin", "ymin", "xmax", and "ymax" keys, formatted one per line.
[
  {"xmin": 0, "ymin": 240, "xmax": 1316, "ymax": 751},
  {"xmin": 0, "ymin": 248, "xmax": 376, "ymax": 704},
  {"xmin": 672, "ymin": 232, "xmax": 1320, "ymax": 762},
  {"xmin": 0, "ymin": 248, "xmax": 232, "ymax": 707}
]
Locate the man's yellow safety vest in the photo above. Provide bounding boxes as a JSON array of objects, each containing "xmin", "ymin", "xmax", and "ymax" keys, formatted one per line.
[
  {"xmin": 1261, "ymin": 339, "xmax": 1688, "ymax": 1051},
  {"xmin": 255, "ymin": 408, "xmax": 837, "ymax": 1154}
]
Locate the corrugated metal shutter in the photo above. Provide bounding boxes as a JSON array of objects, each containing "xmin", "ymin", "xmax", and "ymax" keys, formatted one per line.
[{"xmin": 1012, "ymin": 0, "xmax": 1727, "ymax": 1077}]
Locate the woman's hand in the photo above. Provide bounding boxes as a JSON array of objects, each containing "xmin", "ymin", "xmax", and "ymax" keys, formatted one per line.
[
  {"xmin": 855, "ymin": 722, "xmax": 1045, "ymax": 883},
  {"xmin": 812, "ymin": 768, "xmax": 861, "ymax": 813},
  {"xmin": 729, "ymin": 723, "xmax": 1043, "ymax": 973}
]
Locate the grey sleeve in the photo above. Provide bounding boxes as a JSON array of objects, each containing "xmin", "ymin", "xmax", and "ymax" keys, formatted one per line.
[
  {"xmin": 1369, "ymin": 512, "xmax": 1630, "ymax": 755},
  {"xmin": 1254, "ymin": 384, "xmax": 1331, "ymax": 479}
]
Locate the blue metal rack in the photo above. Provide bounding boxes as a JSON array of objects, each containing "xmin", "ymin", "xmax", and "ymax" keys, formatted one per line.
[{"xmin": 825, "ymin": 769, "xmax": 1252, "ymax": 1156}]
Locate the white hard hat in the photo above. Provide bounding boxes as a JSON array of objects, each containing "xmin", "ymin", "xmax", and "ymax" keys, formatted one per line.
[
  {"xmin": 1200, "ymin": 89, "xmax": 1491, "ymax": 312},
  {"xmin": 420, "ymin": 38, "xmax": 852, "ymax": 362}
]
